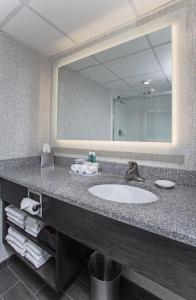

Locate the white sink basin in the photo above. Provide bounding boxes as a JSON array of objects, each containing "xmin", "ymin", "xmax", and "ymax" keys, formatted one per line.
[{"xmin": 88, "ymin": 184, "xmax": 158, "ymax": 204}]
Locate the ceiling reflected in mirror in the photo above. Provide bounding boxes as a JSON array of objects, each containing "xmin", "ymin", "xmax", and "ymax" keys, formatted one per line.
[{"xmin": 57, "ymin": 26, "xmax": 172, "ymax": 142}]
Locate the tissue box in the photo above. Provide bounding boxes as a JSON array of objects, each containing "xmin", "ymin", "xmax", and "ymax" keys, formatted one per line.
[{"xmin": 41, "ymin": 153, "xmax": 54, "ymax": 168}]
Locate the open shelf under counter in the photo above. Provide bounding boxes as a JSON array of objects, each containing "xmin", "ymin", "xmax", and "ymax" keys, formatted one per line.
[
  {"xmin": 5, "ymin": 219, "xmax": 56, "ymax": 257},
  {"xmin": 1, "ymin": 179, "xmax": 93, "ymax": 293},
  {"xmin": 6, "ymin": 242, "xmax": 57, "ymax": 291}
]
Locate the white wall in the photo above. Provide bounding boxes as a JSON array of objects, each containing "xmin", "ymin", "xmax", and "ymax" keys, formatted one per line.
[
  {"xmin": 0, "ymin": 31, "xmax": 51, "ymax": 262},
  {"xmin": 57, "ymin": 67, "xmax": 112, "ymax": 140}
]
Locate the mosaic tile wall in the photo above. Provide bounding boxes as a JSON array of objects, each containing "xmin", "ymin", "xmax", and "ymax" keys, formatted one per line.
[
  {"xmin": 184, "ymin": 0, "xmax": 196, "ymax": 168},
  {"xmin": 0, "ymin": 30, "xmax": 51, "ymax": 160},
  {"xmin": 0, "ymin": 30, "xmax": 51, "ymax": 262}
]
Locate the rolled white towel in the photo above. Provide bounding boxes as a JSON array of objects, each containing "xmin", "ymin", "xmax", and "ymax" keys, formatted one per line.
[
  {"xmin": 6, "ymin": 234, "xmax": 26, "ymax": 249},
  {"xmin": 20, "ymin": 198, "xmax": 41, "ymax": 215},
  {"xmin": 5, "ymin": 205, "xmax": 27, "ymax": 221},
  {"xmin": 7, "ymin": 240, "xmax": 26, "ymax": 257},
  {"xmin": 8, "ymin": 227, "xmax": 27, "ymax": 245},
  {"xmin": 25, "ymin": 252, "xmax": 50, "ymax": 268},
  {"xmin": 7, "ymin": 215, "xmax": 25, "ymax": 229}
]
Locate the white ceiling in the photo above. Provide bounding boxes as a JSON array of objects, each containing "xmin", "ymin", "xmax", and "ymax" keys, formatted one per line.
[
  {"xmin": 0, "ymin": 0, "xmax": 173, "ymax": 56},
  {"xmin": 63, "ymin": 26, "xmax": 172, "ymax": 98},
  {"xmin": 0, "ymin": 0, "xmax": 19, "ymax": 23}
]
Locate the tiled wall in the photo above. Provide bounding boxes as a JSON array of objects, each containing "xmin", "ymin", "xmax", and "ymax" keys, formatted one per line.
[
  {"xmin": 184, "ymin": 0, "xmax": 196, "ymax": 168},
  {"xmin": 0, "ymin": 30, "xmax": 51, "ymax": 160},
  {"xmin": 0, "ymin": 30, "xmax": 51, "ymax": 262}
]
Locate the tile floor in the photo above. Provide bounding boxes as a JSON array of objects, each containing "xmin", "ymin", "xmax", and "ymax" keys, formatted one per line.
[{"xmin": 0, "ymin": 256, "xmax": 160, "ymax": 300}]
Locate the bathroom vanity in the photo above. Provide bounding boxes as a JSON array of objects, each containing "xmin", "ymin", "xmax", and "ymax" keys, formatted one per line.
[{"xmin": 0, "ymin": 160, "xmax": 196, "ymax": 299}]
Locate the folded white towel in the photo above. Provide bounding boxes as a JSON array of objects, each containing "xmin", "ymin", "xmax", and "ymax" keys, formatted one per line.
[
  {"xmin": 7, "ymin": 240, "xmax": 26, "ymax": 257},
  {"xmin": 7, "ymin": 216, "xmax": 25, "ymax": 229},
  {"xmin": 25, "ymin": 215, "xmax": 45, "ymax": 237},
  {"xmin": 26, "ymin": 246, "xmax": 50, "ymax": 262},
  {"xmin": 8, "ymin": 227, "xmax": 26, "ymax": 245},
  {"xmin": 25, "ymin": 224, "xmax": 45, "ymax": 237},
  {"xmin": 20, "ymin": 198, "xmax": 41, "ymax": 215},
  {"xmin": 6, "ymin": 234, "xmax": 26, "ymax": 249},
  {"xmin": 71, "ymin": 163, "xmax": 99, "ymax": 175},
  {"xmin": 6, "ymin": 212, "xmax": 26, "ymax": 224},
  {"xmin": 6, "ymin": 213, "xmax": 25, "ymax": 224},
  {"xmin": 25, "ymin": 216, "xmax": 45, "ymax": 230},
  {"xmin": 71, "ymin": 164, "xmax": 86, "ymax": 173},
  {"xmin": 6, "ymin": 212, "xmax": 25, "ymax": 225},
  {"xmin": 5, "ymin": 205, "xmax": 27, "ymax": 221},
  {"xmin": 25, "ymin": 252, "xmax": 50, "ymax": 268},
  {"xmin": 26, "ymin": 240, "xmax": 47, "ymax": 257},
  {"xmin": 84, "ymin": 164, "xmax": 98, "ymax": 175},
  {"xmin": 6, "ymin": 227, "xmax": 50, "ymax": 266}
]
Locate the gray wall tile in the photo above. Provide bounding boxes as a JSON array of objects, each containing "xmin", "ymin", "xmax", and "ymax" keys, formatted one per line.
[{"xmin": 0, "ymin": 30, "xmax": 51, "ymax": 262}]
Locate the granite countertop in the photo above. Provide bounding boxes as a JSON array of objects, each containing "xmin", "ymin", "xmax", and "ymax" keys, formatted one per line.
[{"xmin": 0, "ymin": 165, "xmax": 196, "ymax": 248}]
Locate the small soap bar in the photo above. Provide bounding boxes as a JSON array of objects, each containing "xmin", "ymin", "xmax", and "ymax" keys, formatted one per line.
[{"xmin": 155, "ymin": 180, "xmax": 175, "ymax": 189}]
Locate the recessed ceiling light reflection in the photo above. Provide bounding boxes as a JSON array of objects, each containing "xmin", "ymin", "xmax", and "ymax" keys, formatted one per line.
[{"xmin": 142, "ymin": 80, "xmax": 151, "ymax": 85}]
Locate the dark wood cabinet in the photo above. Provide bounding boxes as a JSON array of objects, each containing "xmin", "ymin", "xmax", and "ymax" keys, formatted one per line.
[
  {"xmin": 42, "ymin": 193, "xmax": 196, "ymax": 300},
  {"xmin": 1, "ymin": 179, "xmax": 28, "ymax": 208}
]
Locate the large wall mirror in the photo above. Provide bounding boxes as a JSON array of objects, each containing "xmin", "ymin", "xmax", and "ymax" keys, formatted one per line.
[{"xmin": 56, "ymin": 26, "xmax": 172, "ymax": 143}]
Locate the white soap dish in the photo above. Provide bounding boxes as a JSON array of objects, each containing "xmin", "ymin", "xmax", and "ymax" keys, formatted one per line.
[{"xmin": 155, "ymin": 180, "xmax": 175, "ymax": 189}]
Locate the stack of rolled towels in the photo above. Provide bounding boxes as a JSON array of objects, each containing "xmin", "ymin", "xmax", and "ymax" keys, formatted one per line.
[
  {"xmin": 5, "ymin": 205, "xmax": 45, "ymax": 237},
  {"xmin": 71, "ymin": 162, "xmax": 99, "ymax": 175},
  {"xmin": 6, "ymin": 226, "xmax": 51, "ymax": 268}
]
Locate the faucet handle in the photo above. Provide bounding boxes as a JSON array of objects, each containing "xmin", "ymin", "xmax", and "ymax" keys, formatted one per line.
[
  {"xmin": 125, "ymin": 161, "xmax": 145, "ymax": 182},
  {"xmin": 128, "ymin": 161, "xmax": 137, "ymax": 165},
  {"xmin": 127, "ymin": 161, "xmax": 139, "ymax": 170}
]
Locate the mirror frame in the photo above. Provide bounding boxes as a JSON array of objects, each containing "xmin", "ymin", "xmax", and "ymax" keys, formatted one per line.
[{"xmin": 51, "ymin": 9, "xmax": 186, "ymax": 155}]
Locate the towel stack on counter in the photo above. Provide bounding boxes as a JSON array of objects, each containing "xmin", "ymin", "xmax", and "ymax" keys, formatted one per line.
[
  {"xmin": 5, "ymin": 205, "xmax": 28, "ymax": 229},
  {"xmin": 6, "ymin": 226, "xmax": 51, "ymax": 268},
  {"xmin": 71, "ymin": 161, "xmax": 99, "ymax": 175},
  {"xmin": 5, "ymin": 205, "xmax": 45, "ymax": 237}
]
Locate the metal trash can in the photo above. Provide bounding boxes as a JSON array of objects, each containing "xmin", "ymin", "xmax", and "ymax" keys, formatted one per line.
[{"xmin": 89, "ymin": 253, "xmax": 121, "ymax": 300}]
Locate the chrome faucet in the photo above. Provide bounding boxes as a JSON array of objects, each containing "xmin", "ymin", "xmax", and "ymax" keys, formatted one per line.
[{"xmin": 125, "ymin": 161, "xmax": 145, "ymax": 182}]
